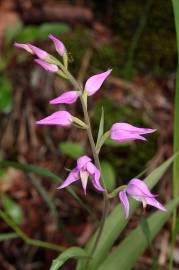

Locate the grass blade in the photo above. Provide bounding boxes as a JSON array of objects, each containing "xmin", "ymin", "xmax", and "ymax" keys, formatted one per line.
[
  {"xmin": 98, "ymin": 197, "xmax": 179, "ymax": 270},
  {"xmin": 0, "ymin": 160, "xmax": 94, "ymax": 218},
  {"xmin": 50, "ymin": 247, "xmax": 89, "ymax": 270},
  {"xmin": 169, "ymin": 1, "xmax": 179, "ymax": 268}
]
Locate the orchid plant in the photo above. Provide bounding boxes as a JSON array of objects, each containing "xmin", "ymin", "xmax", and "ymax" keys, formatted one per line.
[{"xmin": 14, "ymin": 36, "xmax": 167, "ymax": 269}]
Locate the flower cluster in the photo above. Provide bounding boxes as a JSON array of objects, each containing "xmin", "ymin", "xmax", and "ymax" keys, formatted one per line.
[{"xmin": 14, "ymin": 35, "xmax": 166, "ymax": 218}]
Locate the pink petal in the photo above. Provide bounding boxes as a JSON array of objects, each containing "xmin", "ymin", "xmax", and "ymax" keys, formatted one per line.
[
  {"xmin": 119, "ymin": 190, "xmax": 129, "ymax": 219},
  {"xmin": 145, "ymin": 197, "xmax": 167, "ymax": 211},
  {"xmin": 36, "ymin": 111, "xmax": 73, "ymax": 126},
  {"xmin": 57, "ymin": 168, "xmax": 79, "ymax": 189},
  {"xmin": 34, "ymin": 59, "xmax": 58, "ymax": 72},
  {"xmin": 28, "ymin": 44, "xmax": 48, "ymax": 60},
  {"xmin": 49, "ymin": 91, "xmax": 79, "ymax": 105},
  {"xmin": 85, "ymin": 69, "xmax": 112, "ymax": 96},
  {"xmin": 86, "ymin": 162, "xmax": 96, "ymax": 175},
  {"xmin": 92, "ymin": 168, "xmax": 105, "ymax": 192},
  {"xmin": 127, "ymin": 179, "xmax": 156, "ymax": 198},
  {"xmin": 110, "ymin": 130, "xmax": 147, "ymax": 142},
  {"xmin": 14, "ymin": 42, "xmax": 33, "ymax": 53},
  {"xmin": 111, "ymin": 123, "xmax": 156, "ymax": 135},
  {"xmin": 77, "ymin": 156, "xmax": 91, "ymax": 170},
  {"xmin": 49, "ymin": 34, "xmax": 66, "ymax": 56}
]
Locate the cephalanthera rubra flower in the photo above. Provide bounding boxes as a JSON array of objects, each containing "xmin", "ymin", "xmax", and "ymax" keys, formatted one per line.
[
  {"xmin": 34, "ymin": 59, "xmax": 58, "ymax": 72},
  {"xmin": 36, "ymin": 111, "xmax": 73, "ymax": 126},
  {"xmin": 49, "ymin": 34, "xmax": 66, "ymax": 56},
  {"xmin": 14, "ymin": 43, "xmax": 49, "ymax": 60},
  {"xmin": 14, "ymin": 43, "xmax": 33, "ymax": 53},
  {"xmin": 49, "ymin": 91, "xmax": 80, "ymax": 105},
  {"xmin": 110, "ymin": 123, "xmax": 156, "ymax": 142},
  {"xmin": 58, "ymin": 155, "xmax": 105, "ymax": 194},
  {"xmin": 119, "ymin": 179, "xmax": 166, "ymax": 219},
  {"xmin": 85, "ymin": 69, "xmax": 112, "ymax": 96}
]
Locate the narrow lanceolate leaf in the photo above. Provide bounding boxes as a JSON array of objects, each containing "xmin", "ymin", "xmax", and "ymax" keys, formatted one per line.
[
  {"xmin": 96, "ymin": 107, "xmax": 104, "ymax": 147},
  {"xmin": 169, "ymin": 2, "xmax": 179, "ymax": 269},
  {"xmin": 1, "ymin": 193, "xmax": 24, "ymax": 226},
  {"xmin": 98, "ymin": 197, "xmax": 179, "ymax": 270},
  {"xmin": 0, "ymin": 160, "xmax": 93, "ymax": 217},
  {"xmin": 49, "ymin": 247, "xmax": 89, "ymax": 270},
  {"xmin": 76, "ymin": 154, "xmax": 177, "ymax": 270},
  {"xmin": 96, "ymin": 131, "xmax": 110, "ymax": 154},
  {"xmin": 100, "ymin": 160, "xmax": 116, "ymax": 191},
  {"xmin": 0, "ymin": 232, "xmax": 18, "ymax": 242},
  {"xmin": 172, "ymin": 0, "xmax": 179, "ymax": 198}
]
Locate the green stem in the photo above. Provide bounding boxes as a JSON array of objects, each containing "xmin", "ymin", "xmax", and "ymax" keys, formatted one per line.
[
  {"xmin": 169, "ymin": 1, "xmax": 179, "ymax": 268},
  {"xmin": 57, "ymin": 63, "xmax": 109, "ymax": 266},
  {"xmin": 107, "ymin": 185, "xmax": 127, "ymax": 199},
  {"xmin": 0, "ymin": 210, "xmax": 65, "ymax": 252}
]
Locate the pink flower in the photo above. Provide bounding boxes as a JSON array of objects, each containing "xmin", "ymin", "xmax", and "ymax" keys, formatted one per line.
[
  {"xmin": 119, "ymin": 179, "xmax": 167, "ymax": 219},
  {"xmin": 58, "ymin": 155, "xmax": 105, "ymax": 194},
  {"xmin": 49, "ymin": 91, "xmax": 80, "ymax": 105},
  {"xmin": 85, "ymin": 69, "xmax": 112, "ymax": 96},
  {"xmin": 110, "ymin": 123, "xmax": 156, "ymax": 142},
  {"xmin": 36, "ymin": 111, "xmax": 73, "ymax": 126},
  {"xmin": 28, "ymin": 44, "xmax": 49, "ymax": 60},
  {"xmin": 49, "ymin": 34, "xmax": 66, "ymax": 56},
  {"xmin": 14, "ymin": 42, "xmax": 33, "ymax": 53},
  {"xmin": 34, "ymin": 59, "xmax": 58, "ymax": 72},
  {"xmin": 14, "ymin": 42, "xmax": 49, "ymax": 60}
]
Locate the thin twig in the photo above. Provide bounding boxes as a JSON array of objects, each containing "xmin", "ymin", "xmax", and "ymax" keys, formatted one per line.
[{"xmin": 0, "ymin": 209, "xmax": 65, "ymax": 252}]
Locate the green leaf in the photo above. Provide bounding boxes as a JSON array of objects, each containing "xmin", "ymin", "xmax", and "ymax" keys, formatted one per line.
[
  {"xmin": 76, "ymin": 154, "xmax": 176, "ymax": 270},
  {"xmin": 100, "ymin": 160, "xmax": 116, "ymax": 191},
  {"xmin": 50, "ymin": 247, "xmax": 89, "ymax": 270},
  {"xmin": 15, "ymin": 25, "xmax": 39, "ymax": 43},
  {"xmin": 96, "ymin": 108, "xmax": 104, "ymax": 146},
  {"xmin": 169, "ymin": 2, "xmax": 179, "ymax": 268},
  {"xmin": 38, "ymin": 23, "xmax": 70, "ymax": 40},
  {"xmin": 0, "ymin": 232, "xmax": 18, "ymax": 242},
  {"xmin": 0, "ymin": 160, "xmax": 93, "ymax": 217},
  {"xmin": 15, "ymin": 23, "xmax": 70, "ymax": 43},
  {"xmin": 98, "ymin": 197, "xmax": 179, "ymax": 270},
  {"xmin": 59, "ymin": 141, "xmax": 85, "ymax": 159},
  {"xmin": 5, "ymin": 21, "xmax": 23, "ymax": 46},
  {"xmin": 1, "ymin": 193, "xmax": 23, "ymax": 225},
  {"xmin": 0, "ymin": 76, "xmax": 12, "ymax": 113}
]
